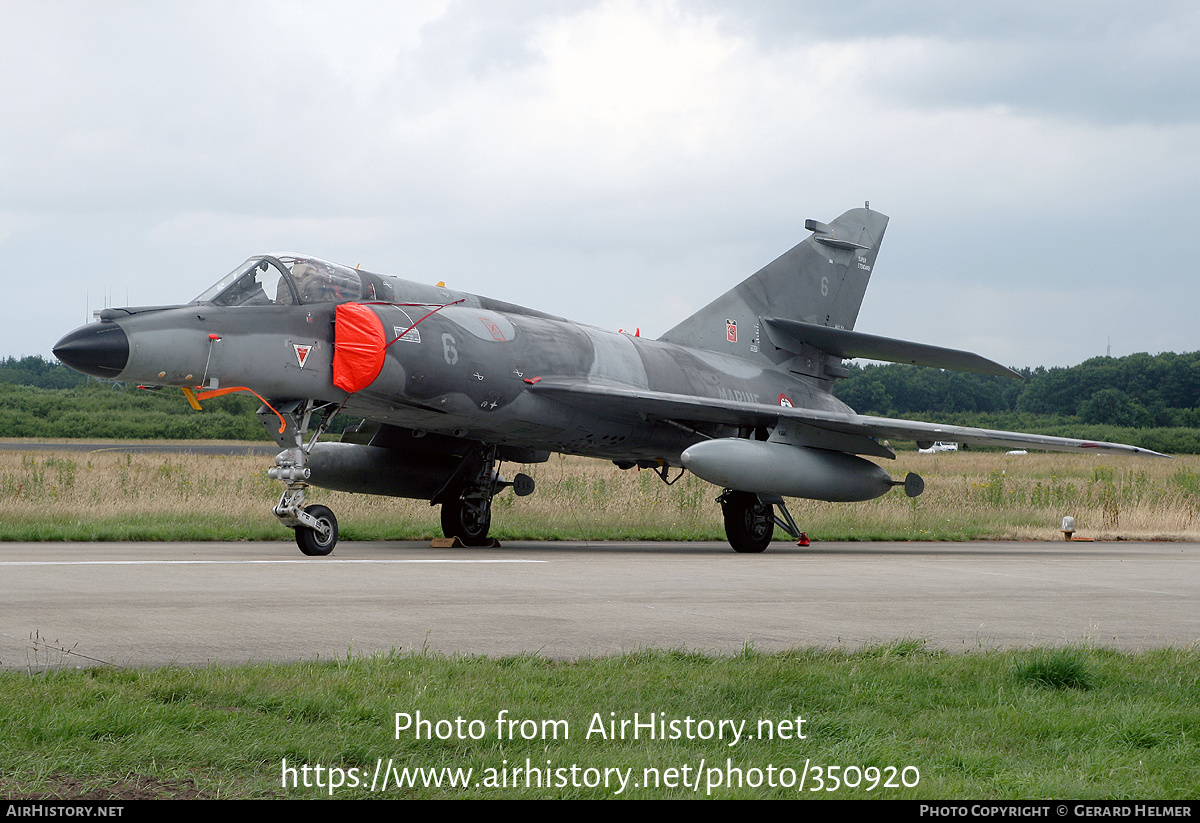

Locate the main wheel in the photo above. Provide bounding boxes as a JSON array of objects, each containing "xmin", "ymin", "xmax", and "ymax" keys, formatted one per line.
[
  {"xmin": 721, "ymin": 491, "xmax": 773, "ymax": 553},
  {"xmin": 296, "ymin": 504, "xmax": 338, "ymax": 556},
  {"xmin": 441, "ymin": 495, "xmax": 492, "ymax": 546}
]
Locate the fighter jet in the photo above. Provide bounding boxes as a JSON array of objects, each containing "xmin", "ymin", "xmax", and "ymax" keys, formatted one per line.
[{"xmin": 53, "ymin": 206, "xmax": 1165, "ymax": 555}]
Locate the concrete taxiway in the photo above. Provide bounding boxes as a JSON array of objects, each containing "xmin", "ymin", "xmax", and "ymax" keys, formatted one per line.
[{"xmin": 2, "ymin": 540, "xmax": 1196, "ymax": 669}]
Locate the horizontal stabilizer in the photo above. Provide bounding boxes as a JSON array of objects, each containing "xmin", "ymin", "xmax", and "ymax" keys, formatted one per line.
[{"xmin": 762, "ymin": 317, "xmax": 1021, "ymax": 379}]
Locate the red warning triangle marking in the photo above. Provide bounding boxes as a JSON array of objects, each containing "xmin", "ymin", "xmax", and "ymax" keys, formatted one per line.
[{"xmin": 293, "ymin": 344, "xmax": 312, "ymax": 369}]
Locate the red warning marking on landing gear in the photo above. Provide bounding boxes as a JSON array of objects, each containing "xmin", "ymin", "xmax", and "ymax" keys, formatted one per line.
[
  {"xmin": 293, "ymin": 344, "xmax": 313, "ymax": 369},
  {"xmin": 778, "ymin": 393, "xmax": 794, "ymax": 407}
]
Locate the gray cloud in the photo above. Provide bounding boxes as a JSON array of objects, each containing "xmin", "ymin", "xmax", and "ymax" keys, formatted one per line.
[{"xmin": 3, "ymin": 0, "xmax": 1199, "ymax": 369}]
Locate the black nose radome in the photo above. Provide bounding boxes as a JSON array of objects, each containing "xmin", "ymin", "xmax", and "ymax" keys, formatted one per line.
[{"xmin": 53, "ymin": 322, "xmax": 129, "ymax": 379}]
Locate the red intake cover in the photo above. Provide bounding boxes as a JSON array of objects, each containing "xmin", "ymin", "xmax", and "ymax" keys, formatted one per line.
[{"xmin": 332, "ymin": 302, "xmax": 386, "ymax": 393}]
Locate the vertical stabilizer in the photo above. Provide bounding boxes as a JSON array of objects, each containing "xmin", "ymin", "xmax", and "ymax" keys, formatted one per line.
[{"xmin": 658, "ymin": 207, "xmax": 888, "ymax": 362}]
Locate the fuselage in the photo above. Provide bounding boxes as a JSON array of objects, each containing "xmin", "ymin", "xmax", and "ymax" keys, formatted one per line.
[{"xmin": 54, "ymin": 253, "xmax": 852, "ymax": 465}]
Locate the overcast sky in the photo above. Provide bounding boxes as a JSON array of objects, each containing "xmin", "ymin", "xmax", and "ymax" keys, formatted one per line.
[{"xmin": 4, "ymin": 0, "xmax": 1199, "ymax": 369}]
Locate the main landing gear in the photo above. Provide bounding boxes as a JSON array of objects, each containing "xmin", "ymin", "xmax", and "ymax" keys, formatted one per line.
[
  {"xmin": 717, "ymin": 472, "xmax": 923, "ymax": 553},
  {"xmin": 717, "ymin": 489, "xmax": 807, "ymax": 553},
  {"xmin": 719, "ymin": 490, "xmax": 773, "ymax": 553},
  {"xmin": 440, "ymin": 493, "xmax": 493, "ymax": 546},
  {"xmin": 434, "ymin": 444, "xmax": 534, "ymax": 546}
]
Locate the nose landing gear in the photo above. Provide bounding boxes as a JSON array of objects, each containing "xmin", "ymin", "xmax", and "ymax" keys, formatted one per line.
[{"xmin": 264, "ymin": 399, "xmax": 344, "ymax": 556}]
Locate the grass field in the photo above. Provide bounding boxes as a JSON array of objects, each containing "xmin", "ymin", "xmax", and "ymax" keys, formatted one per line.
[
  {"xmin": 2, "ymin": 645, "xmax": 1198, "ymax": 799},
  {"xmin": 2, "ymin": 444, "xmax": 1199, "ymax": 542}
]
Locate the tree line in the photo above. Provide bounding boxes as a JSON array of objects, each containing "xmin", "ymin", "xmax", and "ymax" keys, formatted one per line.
[
  {"xmin": 3, "ymin": 353, "xmax": 1199, "ymax": 450},
  {"xmin": 832, "ymin": 352, "xmax": 1200, "ymax": 452},
  {"xmin": 833, "ymin": 351, "xmax": 1200, "ymax": 428}
]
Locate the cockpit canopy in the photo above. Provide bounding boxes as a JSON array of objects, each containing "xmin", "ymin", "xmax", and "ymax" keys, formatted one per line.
[
  {"xmin": 192, "ymin": 255, "xmax": 395, "ymax": 307},
  {"xmin": 187, "ymin": 252, "xmax": 565, "ymax": 325}
]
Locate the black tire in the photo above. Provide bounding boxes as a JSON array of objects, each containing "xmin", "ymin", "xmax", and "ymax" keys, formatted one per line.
[
  {"xmin": 296, "ymin": 504, "xmax": 338, "ymax": 556},
  {"xmin": 441, "ymin": 495, "xmax": 492, "ymax": 546},
  {"xmin": 721, "ymin": 491, "xmax": 773, "ymax": 553}
]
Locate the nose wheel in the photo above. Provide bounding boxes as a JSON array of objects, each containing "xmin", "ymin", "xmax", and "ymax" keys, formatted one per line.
[{"xmin": 295, "ymin": 505, "xmax": 338, "ymax": 556}]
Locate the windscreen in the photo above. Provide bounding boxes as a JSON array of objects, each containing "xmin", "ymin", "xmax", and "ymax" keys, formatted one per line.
[{"xmin": 192, "ymin": 256, "xmax": 363, "ymax": 306}]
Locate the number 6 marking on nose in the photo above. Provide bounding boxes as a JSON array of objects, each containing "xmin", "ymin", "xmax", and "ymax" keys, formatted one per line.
[{"xmin": 442, "ymin": 333, "xmax": 458, "ymax": 365}]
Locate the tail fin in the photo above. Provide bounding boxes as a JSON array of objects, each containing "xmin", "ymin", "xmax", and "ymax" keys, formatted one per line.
[{"xmin": 658, "ymin": 206, "xmax": 888, "ymax": 361}]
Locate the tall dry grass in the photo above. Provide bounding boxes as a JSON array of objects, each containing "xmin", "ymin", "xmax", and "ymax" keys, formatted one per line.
[{"xmin": 1, "ymin": 445, "xmax": 1198, "ymax": 541}]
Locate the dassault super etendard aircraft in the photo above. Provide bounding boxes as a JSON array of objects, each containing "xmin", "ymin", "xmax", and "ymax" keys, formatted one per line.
[{"xmin": 54, "ymin": 206, "xmax": 1165, "ymax": 555}]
